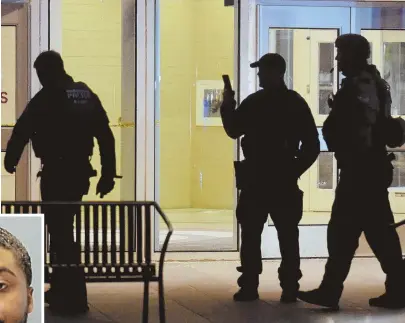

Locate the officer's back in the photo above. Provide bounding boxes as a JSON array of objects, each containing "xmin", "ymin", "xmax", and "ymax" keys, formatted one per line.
[
  {"xmin": 31, "ymin": 77, "xmax": 104, "ymax": 166},
  {"xmin": 5, "ymin": 50, "xmax": 115, "ymax": 179}
]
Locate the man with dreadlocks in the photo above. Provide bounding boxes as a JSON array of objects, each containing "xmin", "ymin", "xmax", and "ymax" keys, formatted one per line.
[
  {"xmin": 298, "ymin": 33, "xmax": 405, "ymax": 310},
  {"xmin": 0, "ymin": 227, "xmax": 34, "ymax": 323}
]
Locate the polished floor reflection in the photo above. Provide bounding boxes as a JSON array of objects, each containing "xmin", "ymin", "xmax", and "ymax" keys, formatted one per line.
[{"xmin": 46, "ymin": 259, "xmax": 405, "ymax": 322}]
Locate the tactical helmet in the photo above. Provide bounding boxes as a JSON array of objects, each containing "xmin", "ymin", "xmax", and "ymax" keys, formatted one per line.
[{"xmin": 335, "ymin": 33, "xmax": 371, "ymax": 61}]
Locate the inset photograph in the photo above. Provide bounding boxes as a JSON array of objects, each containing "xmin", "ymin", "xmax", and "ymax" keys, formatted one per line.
[{"xmin": 0, "ymin": 214, "xmax": 44, "ymax": 323}]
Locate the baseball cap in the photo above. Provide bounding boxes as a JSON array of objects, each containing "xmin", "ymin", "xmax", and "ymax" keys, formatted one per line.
[{"xmin": 250, "ymin": 53, "xmax": 286, "ymax": 74}]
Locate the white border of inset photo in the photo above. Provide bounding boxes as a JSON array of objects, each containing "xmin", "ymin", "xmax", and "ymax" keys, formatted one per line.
[{"xmin": 0, "ymin": 214, "xmax": 45, "ymax": 323}]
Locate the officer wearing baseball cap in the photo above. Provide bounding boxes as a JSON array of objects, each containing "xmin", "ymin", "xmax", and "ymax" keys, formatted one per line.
[
  {"xmin": 250, "ymin": 52, "xmax": 287, "ymax": 70},
  {"xmin": 220, "ymin": 53, "xmax": 320, "ymax": 302}
]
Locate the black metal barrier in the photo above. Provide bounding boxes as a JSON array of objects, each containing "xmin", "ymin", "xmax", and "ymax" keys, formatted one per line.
[{"xmin": 1, "ymin": 201, "xmax": 173, "ymax": 323}]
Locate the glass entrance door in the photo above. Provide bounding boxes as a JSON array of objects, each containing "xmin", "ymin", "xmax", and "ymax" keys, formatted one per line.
[{"xmin": 258, "ymin": 5, "xmax": 351, "ymax": 258}]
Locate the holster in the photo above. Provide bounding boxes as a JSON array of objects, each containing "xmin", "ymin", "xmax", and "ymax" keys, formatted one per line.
[{"xmin": 234, "ymin": 160, "xmax": 249, "ymax": 190}]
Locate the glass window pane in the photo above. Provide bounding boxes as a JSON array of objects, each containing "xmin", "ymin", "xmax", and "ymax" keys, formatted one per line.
[
  {"xmin": 1, "ymin": 26, "xmax": 17, "ymax": 125},
  {"xmin": 317, "ymin": 128, "xmax": 334, "ymax": 190},
  {"xmin": 157, "ymin": 0, "xmax": 235, "ymax": 251},
  {"xmin": 383, "ymin": 42, "xmax": 405, "ymax": 115},
  {"xmin": 319, "ymin": 43, "xmax": 334, "ymax": 115},
  {"xmin": 391, "ymin": 152, "xmax": 405, "ymax": 188},
  {"xmin": 318, "ymin": 152, "xmax": 334, "ymax": 189},
  {"xmin": 318, "ymin": 127, "xmax": 329, "ymax": 152},
  {"xmin": 368, "ymin": 44, "xmax": 373, "ymax": 64},
  {"xmin": 1, "ymin": 152, "xmax": 15, "ymax": 201},
  {"xmin": 275, "ymin": 29, "xmax": 294, "ymax": 89},
  {"xmin": 61, "ymin": 0, "xmax": 136, "ymax": 203},
  {"xmin": 60, "ymin": 1, "xmax": 136, "ymax": 250}
]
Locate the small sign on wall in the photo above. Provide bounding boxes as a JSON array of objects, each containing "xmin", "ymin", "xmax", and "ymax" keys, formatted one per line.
[
  {"xmin": 1, "ymin": 26, "xmax": 17, "ymax": 125},
  {"xmin": 196, "ymin": 80, "xmax": 233, "ymax": 127}
]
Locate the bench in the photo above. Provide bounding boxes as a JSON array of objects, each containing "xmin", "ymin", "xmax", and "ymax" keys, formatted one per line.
[{"xmin": 1, "ymin": 201, "xmax": 173, "ymax": 323}]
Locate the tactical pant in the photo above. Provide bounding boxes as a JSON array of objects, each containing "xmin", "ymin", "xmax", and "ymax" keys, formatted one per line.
[
  {"xmin": 320, "ymin": 170, "xmax": 405, "ymax": 300},
  {"xmin": 236, "ymin": 185, "xmax": 303, "ymax": 292},
  {"xmin": 40, "ymin": 166, "xmax": 90, "ymax": 309}
]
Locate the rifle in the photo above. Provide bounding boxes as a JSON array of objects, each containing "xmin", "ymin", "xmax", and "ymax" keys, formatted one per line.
[{"xmin": 391, "ymin": 219, "xmax": 405, "ymax": 229}]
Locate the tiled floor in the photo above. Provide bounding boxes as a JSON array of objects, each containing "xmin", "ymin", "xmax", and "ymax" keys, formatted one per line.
[{"xmin": 45, "ymin": 258, "xmax": 405, "ymax": 323}]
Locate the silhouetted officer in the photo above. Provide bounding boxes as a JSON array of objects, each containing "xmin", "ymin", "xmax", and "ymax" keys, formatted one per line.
[
  {"xmin": 298, "ymin": 34, "xmax": 405, "ymax": 310},
  {"xmin": 4, "ymin": 50, "xmax": 117, "ymax": 315},
  {"xmin": 221, "ymin": 53, "xmax": 320, "ymax": 302}
]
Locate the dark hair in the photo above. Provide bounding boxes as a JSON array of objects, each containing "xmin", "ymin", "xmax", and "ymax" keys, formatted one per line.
[
  {"xmin": 335, "ymin": 33, "xmax": 371, "ymax": 61},
  {"xmin": 0, "ymin": 227, "xmax": 32, "ymax": 286},
  {"xmin": 33, "ymin": 50, "xmax": 65, "ymax": 73}
]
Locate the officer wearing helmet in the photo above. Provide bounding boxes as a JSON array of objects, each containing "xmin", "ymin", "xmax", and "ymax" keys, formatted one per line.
[
  {"xmin": 221, "ymin": 53, "xmax": 320, "ymax": 303},
  {"xmin": 298, "ymin": 34, "xmax": 405, "ymax": 310},
  {"xmin": 4, "ymin": 50, "xmax": 117, "ymax": 315}
]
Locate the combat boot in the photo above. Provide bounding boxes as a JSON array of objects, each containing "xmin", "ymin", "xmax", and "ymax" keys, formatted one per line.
[
  {"xmin": 280, "ymin": 290, "xmax": 298, "ymax": 304},
  {"xmin": 233, "ymin": 288, "xmax": 259, "ymax": 302},
  {"xmin": 47, "ymin": 243, "xmax": 89, "ymax": 315},
  {"xmin": 369, "ymin": 293, "xmax": 405, "ymax": 309},
  {"xmin": 234, "ymin": 272, "xmax": 259, "ymax": 302},
  {"xmin": 371, "ymin": 269, "xmax": 405, "ymax": 309},
  {"xmin": 297, "ymin": 288, "xmax": 340, "ymax": 310},
  {"xmin": 278, "ymin": 268, "xmax": 302, "ymax": 303}
]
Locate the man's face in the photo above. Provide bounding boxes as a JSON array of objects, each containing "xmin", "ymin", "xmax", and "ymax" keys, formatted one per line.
[
  {"xmin": 336, "ymin": 47, "xmax": 352, "ymax": 76},
  {"xmin": 0, "ymin": 248, "xmax": 33, "ymax": 323}
]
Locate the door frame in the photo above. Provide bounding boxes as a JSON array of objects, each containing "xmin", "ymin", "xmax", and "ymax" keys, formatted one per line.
[
  {"xmin": 1, "ymin": 0, "xmax": 51, "ymax": 202},
  {"xmin": 28, "ymin": 0, "xmax": 50, "ymax": 201},
  {"xmin": 1, "ymin": 3, "xmax": 30, "ymax": 201},
  {"xmin": 150, "ymin": 0, "xmax": 241, "ymax": 255}
]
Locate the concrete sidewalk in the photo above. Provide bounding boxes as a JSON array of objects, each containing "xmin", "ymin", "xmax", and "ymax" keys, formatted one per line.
[{"xmin": 45, "ymin": 259, "xmax": 405, "ymax": 323}]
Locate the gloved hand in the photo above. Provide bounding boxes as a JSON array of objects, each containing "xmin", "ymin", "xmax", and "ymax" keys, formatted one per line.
[
  {"xmin": 4, "ymin": 160, "xmax": 16, "ymax": 174},
  {"xmin": 96, "ymin": 176, "xmax": 115, "ymax": 198},
  {"xmin": 223, "ymin": 88, "xmax": 236, "ymax": 104}
]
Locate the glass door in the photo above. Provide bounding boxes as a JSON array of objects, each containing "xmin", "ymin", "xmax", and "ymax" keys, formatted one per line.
[
  {"xmin": 154, "ymin": 0, "xmax": 237, "ymax": 252},
  {"xmin": 258, "ymin": 5, "xmax": 351, "ymax": 258}
]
